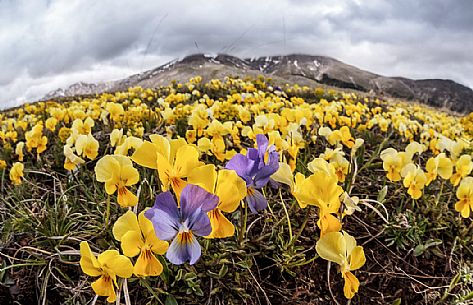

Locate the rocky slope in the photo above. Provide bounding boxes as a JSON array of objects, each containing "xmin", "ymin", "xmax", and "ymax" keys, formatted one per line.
[{"xmin": 43, "ymin": 54, "xmax": 473, "ymax": 113}]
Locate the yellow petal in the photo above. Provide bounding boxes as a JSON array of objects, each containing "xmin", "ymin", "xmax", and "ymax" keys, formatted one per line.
[
  {"xmin": 133, "ymin": 249, "xmax": 164, "ymax": 277},
  {"xmin": 110, "ymin": 129, "xmax": 123, "ymax": 147},
  {"xmin": 113, "ymin": 210, "xmax": 141, "ymax": 241},
  {"xmin": 169, "ymin": 138, "xmax": 187, "ymax": 161},
  {"xmin": 117, "ymin": 187, "xmax": 138, "ymax": 207},
  {"xmin": 121, "ymin": 165, "xmax": 140, "ymax": 186},
  {"xmin": 317, "ymin": 213, "xmax": 342, "ymax": 237},
  {"xmin": 271, "ymin": 162, "xmax": 294, "ymax": 191},
  {"xmin": 342, "ymin": 271, "xmax": 360, "ymax": 299},
  {"xmin": 426, "ymin": 157, "xmax": 436, "ymax": 174},
  {"xmin": 455, "ymin": 200, "xmax": 471, "ymax": 218},
  {"xmin": 206, "ymin": 209, "xmax": 235, "ymax": 238},
  {"xmin": 105, "ymin": 180, "xmax": 117, "ymax": 194},
  {"xmin": 95, "ymin": 155, "xmax": 119, "ymax": 182},
  {"xmin": 91, "ymin": 275, "xmax": 116, "ymax": 303},
  {"xmin": 98, "ymin": 250, "xmax": 133, "ymax": 279},
  {"xmin": 188, "ymin": 164, "xmax": 217, "ymax": 193},
  {"xmin": 343, "ymin": 231, "xmax": 357, "ymax": 258},
  {"xmin": 139, "ymin": 211, "xmax": 169, "ymax": 255},
  {"xmin": 149, "ymin": 134, "xmax": 171, "ymax": 159},
  {"xmin": 156, "ymin": 152, "xmax": 173, "ymax": 190},
  {"xmin": 79, "ymin": 241, "xmax": 101, "ymax": 276},
  {"xmin": 173, "ymin": 145, "xmax": 202, "ymax": 177},
  {"xmin": 121, "ymin": 230, "xmax": 144, "ymax": 257},
  {"xmin": 315, "ymin": 231, "xmax": 345, "ymax": 266},
  {"xmin": 215, "ymin": 169, "xmax": 247, "ymax": 213},
  {"xmin": 112, "ymin": 154, "xmax": 133, "ymax": 167},
  {"xmin": 137, "ymin": 209, "xmax": 154, "ymax": 238},
  {"xmin": 437, "ymin": 157, "xmax": 453, "ymax": 179},
  {"xmin": 308, "ymin": 157, "xmax": 336, "ymax": 176},
  {"xmin": 146, "ymin": 233, "xmax": 169, "ymax": 255},
  {"xmin": 131, "ymin": 141, "xmax": 159, "ymax": 169},
  {"xmin": 170, "ymin": 177, "xmax": 187, "ymax": 201},
  {"xmin": 349, "ymin": 246, "xmax": 366, "ymax": 271}
]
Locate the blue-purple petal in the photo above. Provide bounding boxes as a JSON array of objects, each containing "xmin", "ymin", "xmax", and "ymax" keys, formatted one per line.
[
  {"xmin": 256, "ymin": 134, "xmax": 269, "ymax": 160},
  {"xmin": 246, "ymin": 188, "xmax": 268, "ymax": 213},
  {"xmin": 254, "ymin": 152, "xmax": 279, "ymax": 188},
  {"xmin": 225, "ymin": 154, "xmax": 254, "ymax": 185},
  {"xmin": 187, "ymin": 208, "xmax": 212, "ymax": 237},
  {"xmin": 152, "ymin": 191, "xmax": 180, "ymax": 219},
  {"xmin": 246, "ymin": 148, "xmax": 261, "ymax": 176},
  {"xmin": 246, "ymin": 147, "xmax": 259, "ymax": 161},
  {"xmin": 145, "ymin": 192, "xmax": 180, "ymax": 241},
  {"xmin": 166, "ymin": 232, "xmax": 202, "ymax": 265},
  {"xmin": 180, "ymin": 185, "xmax": 219, "ymax": 220},
  {"xmin": 145, "ymin": 208, "xmax": 179, "ymax": 241}
]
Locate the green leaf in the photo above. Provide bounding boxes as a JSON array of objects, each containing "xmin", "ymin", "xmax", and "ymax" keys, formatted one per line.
[
  {"xmin": 218, "ymin": 264, "xmax": 228, "ymax": 278},
  {"xmin": 377, "ymin": 185, "xmax": 388, "ymax": 203},
  {"xmin": 392, "ymin": 298, "xmax": 401, "ymax": 305},
  {"xmin": 165, "ymin": 295, "xmax": 178, "ymax": 305}
]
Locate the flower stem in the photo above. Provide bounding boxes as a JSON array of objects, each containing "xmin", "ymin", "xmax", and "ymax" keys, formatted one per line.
[
  {"xmin": 435, "ymin": 180, "xmax": 444, "ymax": 206},
  {"xmin": 291, "ymin": 206, "xmax": 311, "ymax": 246},
  {"xmin": 238, "ymin": 200, "xmax": 248, "ymax": 246},
  {"xmin": 279, "ymin": 190, "xmax": 293, "ymax": 242},
  {"xmin": 104, "ymin": 195, "xmax": 111, "ymax": 228}
]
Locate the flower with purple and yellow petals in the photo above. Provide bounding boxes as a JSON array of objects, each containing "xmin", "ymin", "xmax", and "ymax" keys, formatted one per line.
[
  {"xmin": 226, "ymin": 134, "xmax": 279, "ymax": 213},
  {"xmin": 145, "ymin": 184, "xmax": 218, "ymax": 265}
]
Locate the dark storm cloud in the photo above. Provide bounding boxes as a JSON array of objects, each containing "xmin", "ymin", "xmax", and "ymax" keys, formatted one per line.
[{"xmin": 0, "ymin": 0, "xmax": 472, "ymax": 108}]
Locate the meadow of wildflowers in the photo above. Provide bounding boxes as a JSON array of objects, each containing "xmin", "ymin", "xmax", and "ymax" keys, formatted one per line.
[{"xmin": 0, "ymin": 76, "xmax": 472, "ymax": 304}]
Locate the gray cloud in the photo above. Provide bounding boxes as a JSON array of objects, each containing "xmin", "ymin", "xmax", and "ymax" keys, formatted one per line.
[{"xmin": 1, "ymin": 0, "xmax": 472, "ymax": 108}]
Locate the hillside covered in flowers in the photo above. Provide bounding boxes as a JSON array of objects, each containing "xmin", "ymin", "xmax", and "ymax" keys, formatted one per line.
[{"xmin": 0, "ymin": 76, "xmax": 472, "ymax": 304}]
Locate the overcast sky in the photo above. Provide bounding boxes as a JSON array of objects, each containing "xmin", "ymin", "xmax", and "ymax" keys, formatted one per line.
[{"xmin": 1, "ymin": 0, "xmax": 472, "ymax": 108}]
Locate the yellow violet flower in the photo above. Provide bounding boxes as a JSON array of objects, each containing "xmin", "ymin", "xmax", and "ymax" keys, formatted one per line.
[
  {"xmin": 402, "ymin": 164, "xmax": 427, "ymax": 199},
  {"xmin": 450, "ymin": 155, "xmax": 473, "ymax": 186},
  {"xmin": 293, "ymin": 170, "xmax": 343, "ymax": 235},
  {"xmin": 329, "ymin": 154, "xmax": 350, "ymax": 183},
  {"xmin": 188, "ymin": 164, "xmax": 247, "ymax": 238},
  {"xmin": 10, "ymin": 162, "xmax": 24, "ymax": 185},
  {"xmin": 342, "ymin": 192, "xmax": 362, "ymax": 216},
  {"xmin": 405, "ymin": 141, "xmax": 426, "ymax": 159},
  {"xmin": 45, "ymin": 117, "xmax": 58, "ymax": 132},
  {"xmin": 114, "ymin": 136, "xmax": 143, "ymax": 156},
  {"xmin": 95, "ymin": 155, "xmax": 140, "ymax": 207},
  {"xmin": 0, "ymin": 160, "xmax": 6, "ymax": 170},
  {"xmin": 350, "ymin": 138, "xmax": 364, "ymax": 157},
  {"xmin": 109, "ymin": 128, "xmax": 125, "ymax": 147},
  {"xmin": 15, "ymin": 141, "xmax": 24, "ymax": 161},
  {"xmin": 425, "ymin": 153, "xmax": 453, "ymax": 185},
  {"xmin": 132, "ymin": 135, "xmax": 203, "ymax": 197},
  {"xmin": 113, "ymin": 210, "xmax": 169, "ymax": 276},
  {"xmin": 307, "ymin": 157, "xmax": 337, "ymax": 177},
  {"xmin": 455, "ymin": 177, "xmax": 473, "ymax": 218},
  {"xmin": 72, "ymin": 117, "xmax": 95, "ymax": 135},
  {"xmin": 63, "ymin": 145, "xmax": 85, "ymax": 171},
  {"xmin": 75, "ymin": 134, "xmax": 99, "ymax": 160},
  {"xmin": 380, "ymin": 148, "xmax": 404, "ymax": 182},
  {"xmin": 79, "ymin": 241, "xmax": 133, "ymax": 303},
  {"xmin": 25, "ymin": 124, "xmax": 47, "ymax": 155},
  {"xmin": 197, "ymin": 137, "xmax": 212, "ymax": 154},
  {"xmin": 316, "ymin": 231, "xmax": 366, "ymax": 299}
]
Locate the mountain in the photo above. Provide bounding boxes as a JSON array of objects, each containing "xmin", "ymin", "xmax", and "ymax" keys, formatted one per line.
[
  {"xmin": 42, "ymin": 54, "xmax": 473, "ymax": 113},
  {"xmin": 42, "ymin": 81, "xmax": 115, "ymax": 100}
]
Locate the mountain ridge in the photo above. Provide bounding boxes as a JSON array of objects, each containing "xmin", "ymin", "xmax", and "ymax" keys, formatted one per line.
[{"xmin": 42, "ymin": 53, "xmax": 473, "ymax": 113}]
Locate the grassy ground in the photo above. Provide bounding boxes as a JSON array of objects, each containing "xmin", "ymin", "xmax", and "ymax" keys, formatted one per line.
[{"xmin": 0, "ymin": 78, "xmax": 472, "ymax": 304}]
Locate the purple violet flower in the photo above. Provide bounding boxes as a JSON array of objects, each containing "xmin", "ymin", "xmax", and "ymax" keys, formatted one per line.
[
  {"xmin": 145, "ymin": 184, "xmax": 218, "ymax": 265},
  {"xmin": 225, "ymin": 134, "xmax": 279, "ymax": 213}
]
